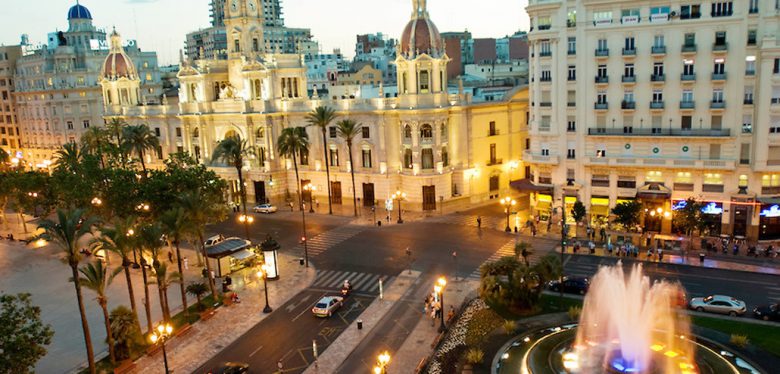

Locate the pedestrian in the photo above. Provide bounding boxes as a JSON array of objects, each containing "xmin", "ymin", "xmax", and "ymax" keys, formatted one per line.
[
  {"xmin": 168, "ymin": 250, "xmax": 174, "ymax": 263},
  {"xmin": 430, "ymin": 305, "xmax": 437, "ymax": 326},
  {"xmin": 447, "ymin": 306, "xmax": 455, "ymax": 323},
  {"xmin": 600, "ymin": 227, "xmax": 606, "ymax": 242},
  {"xmin": 647, "ymin": 247, "xmax": 653, "ymax": 261},
  {"xmin": 183, "ymin": 256, "xmax": 189, "ymax": 270},
  {"xmin": 658, "ymin": 248, "xmax": 664, "ymax": 262},
  {"xmin": 532, "ymin": 225, "xmax": 537, "ymax": 237},
  {"xmin": 477, "ymin": 216, "xmax": 482, "ymax": 228},
  {"xmin": 588, "ymin": 241, "xmax": 596, "ymax": 254}
]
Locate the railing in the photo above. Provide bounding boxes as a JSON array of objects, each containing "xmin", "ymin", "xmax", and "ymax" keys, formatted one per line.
[
  {"xmin": 540, "ymin": 77, "xmax": 552, "ymax": 82},
  {"xmin": 651, "ymin": 74, "xmax": 665, "ymax": 82},
  {"xmin": 651, "ymin": 46, "xmax": 666, "ymax": 54},
  {"xmin": 487, "ymin": 158, "xmax": 503, "ymax": 166},
  {"xmin": 681, "ymin": 73, "xmax": 696, "ymax": 81},
  {"xmin": 522, "ymin": 150, "xmax": 558, "ymax": 164},
  {"xmin": 594, "ymin": 102, "xmax": 608, "ymax": 110},
  {"xmin": 712, "ymin": 43, "xmax": 728, "ymax": 51},
  {"xmin": 711, "ymin": 73, "xmax": 727, "ymax": 81},
  {"xmin": 585, "ymin": 157, "xmax": 735, "ymax": 170},
  {"xmin": 595, "ymin": 48, "xmax": 609, "ymax": 57},
  {"xmin": 539, "ymin": 51, "xmax": 552, "ymax": 57},
  {"xmin": 680, "ymin": 101, "xmax": 695, "ymax": 109},
  {"xmin": 681, "ymin": 44, "xmax": 697, "ymax": 53},
  {"xmin": 650, "ymin": 101, "xmax": 665, "ymax": 109},
  {"xmin": 710, "ymin": 101, "xmax": 726, "ymax": 109},
  {"xmin": 595, "ymin": 76, "xmax": 609, "ymax": 84},
  {"xmin": 621, "ymin": 101, "xmax": 636, "ymax": 109},
  {"xmin": 622, "ymin": 48, "xmax": 636, "ymax": 56},
  {"xmin": 622, "ymin": 75, "xmax": 636, "ymax": 83},
  {"xmin": 488, "ymin": 130, "xmax": 500, "ymax": 136},
  {"xmin": 587, "ymin": 128, "xmax": 731, "ymax": 137},
  {"xmin": 539, "ymin": 102, "xmax": 552, "ymax": 107}
]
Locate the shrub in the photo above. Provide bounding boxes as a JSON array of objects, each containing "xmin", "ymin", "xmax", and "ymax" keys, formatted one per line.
[
  {"xmin": 465, "ymin": 348, "xmax": 484, "ymax": 365},
  {"xmin": 730, "ymin": 334, "xmax": 749, "ymax": 348},
  {"xmin": 503, "ymin": 320, "xmax": 517, "ymax": 335},
  {"xmin": 109, "ymin": 306, "xmax": 144, "ymax": 361},
  {"xmin": 464, "ymin": 308, "xmax": 503, "ymax": 347},
  {"xmin": 568, "ymin": 306, "xmax": 582, "ymax": 321}
]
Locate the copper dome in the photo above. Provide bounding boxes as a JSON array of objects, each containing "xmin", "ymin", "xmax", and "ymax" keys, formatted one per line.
[
  {"xmin": 400, "ymin": 18, "xmax": 443, "ymax": 57},
  {"xmin": 100, "ymin": 30, "xmax": 137, "ymax": 80}
]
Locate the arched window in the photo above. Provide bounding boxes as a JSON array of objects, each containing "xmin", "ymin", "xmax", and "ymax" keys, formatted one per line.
[
  {"xmin": 256, "ymin": 126, "xmax": 265, "ymax": 138},
  {"xmin": 252, "ymin": 79, "xmax": 262, "ymax": 100},
  {"xmin": 402, "ymin": 72, "xmax": 408, "ymax": 93},
  {"xmin": 420, "ymin": 124, "xmax": 433, "ymax": 139},
  {"xmin": 224, "ymin": 130, "xmax": 238, "ymax": 140},
  {"xmin": 192, "ymin": 127, "xmax": 199, "ymax": 138},
  {"xmin": 404, "ymin": 125, "xmax": 412, "ymax": 139},
  {"xmin": 404, "ymin": 148, "xmax": 413, "ymax": 169},
  {"xmin": 419, "ymin": 70, "xmax": 430, "ymax": 92},
  {"xmin": 440, "ymin": 123, "xmax": 448, "ymax": 140},
  {"xmin": 421, "ymin": 149, "xmax": 434, "ymax": 169}
]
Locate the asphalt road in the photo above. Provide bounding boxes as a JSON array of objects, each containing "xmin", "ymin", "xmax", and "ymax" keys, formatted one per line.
[{"xmin": 563, "ymin": 254, "xmax": 780, "ymax": 310}]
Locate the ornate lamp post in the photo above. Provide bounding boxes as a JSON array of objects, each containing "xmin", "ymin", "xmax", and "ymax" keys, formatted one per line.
[
  {"xmin": 434, "ymin": 276, "xmax": 447, "ymax": 332},
  {"xmin": 149, "ymin": 323, "xmax": 173, "ymax": 374},
  {"xmin": 500, "ymin": 197, "xmax": 517, "ymax": 232},
  {"xmin": 257, "ymin": 265, "xmax": 273, "ymax": 313},
  {"xmin": 373, "ymin": 351, "xmax": 391, "ymax": 374},
  {"xmin": 391, "ymin": 190, "xmax": 407, "ymax": 224},
  {"xmin": 303, "ymin": 183, "xmax": 316, "ymax": 213},
  {"xmin": 238, "ymin": 213, "xmax": 254, "ymax": 242}
]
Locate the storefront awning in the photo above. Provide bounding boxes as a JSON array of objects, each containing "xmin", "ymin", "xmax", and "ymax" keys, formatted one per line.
[
  {"xmin": 206, "ymin": 238, "xmax": 252, "ymax": 259},
  {"xmin": 637, "ymin": 183, "xmax": 672, "ymax": 200},
  {"xmin": 510, "ymin": 178, "xmax": 552, "ymax": 193},
  {"xmin": 591, "ymin": 205, "xmax": 610, "ymax": 216},
  {"xmin": 229, "ymin": 249, "xmax": 256, "ymax": 261},
  {"xmin": 758, "ymin": 197, "xmax": 780, "ymax": 205}
]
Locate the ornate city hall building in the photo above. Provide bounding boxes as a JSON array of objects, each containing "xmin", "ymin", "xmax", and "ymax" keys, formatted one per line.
[{"xmin": 103, "ymin": 0, "xmax": 529, "ymax": 212}]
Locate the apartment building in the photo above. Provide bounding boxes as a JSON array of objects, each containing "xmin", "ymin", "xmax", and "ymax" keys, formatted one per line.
[
  {"xmin": 524, "ymin": 0, "xmax": 780, "ymax": 240},
  {"xmin": 0, "ymin": 45, "xmax": 22, "ymax": 157}
]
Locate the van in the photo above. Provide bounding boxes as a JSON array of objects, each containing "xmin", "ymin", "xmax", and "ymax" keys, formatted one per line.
[{"xmin": 204, "ymin": 234, "xmax": 225, "ymax": 248}]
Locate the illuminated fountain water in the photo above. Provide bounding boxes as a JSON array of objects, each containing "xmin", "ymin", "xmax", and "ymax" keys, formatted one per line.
[{"xmin": 570, "ymin": 263, "xmax": 694, "ymax": 373}]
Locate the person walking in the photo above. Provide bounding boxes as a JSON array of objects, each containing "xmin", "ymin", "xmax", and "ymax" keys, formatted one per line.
[{"xmin": 477, "ymin": 216, "xmax": 482, "ymax": 228}]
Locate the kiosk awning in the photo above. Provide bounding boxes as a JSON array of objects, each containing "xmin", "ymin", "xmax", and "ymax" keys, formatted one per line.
[
  {"xmin": 229, "ymin": 249, "xmax": 256, "ymax": 261},
  {"xmin": 510, "ymin": 178, "xmax": 553, "ymax": 193}
]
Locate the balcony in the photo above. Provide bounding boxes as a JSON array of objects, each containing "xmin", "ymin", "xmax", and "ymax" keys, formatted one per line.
[
  {"xmin": 650, "ymin": 101, "xmax": 665, "ymax": 109},
  {"xmin": 567, "ymin": 50, "xmax": 576, "ymax": 55},
  {"xmin": 587, "ymin": 128, "xmax": 731, "ymax": 137},
  {"xmin": 488, "ymin": 129, "xmax": 500, "ymax": 136},
  {"xmin": 540, "ymin": 76, "xmax": 552, "ymax": 82},
  {"xmin": 539, "ymin": 102, "xmax": 552, "ymax": 107},
  {"xmin": 681, "ymin": 73, "xmax": 696, "ymax": 81},
  {"xmin": 763, "ymin": 186, "xmax": 780, "ymax": 195},
  {"xmin": 595, "ymin": 48, "xmax": 609, "ymax": 57},
  {"xmin": 744, "ymin": 99, "xmax": 753, "ymax": 105},
  {"xmin": 487, "ymin": 158, "xmax": 503, "ymax": 166},
  {"xmin": 622, "ymin": 75, "xmax": 636, "ymax": 83},
  {"xmin": 749, "ymin": 7, "xmax": 759, "ymax": 14},
  {"xmin": 621, "ymin": 101, "xmax": 636, "ymax": 110},
  {"xmin": 567, "ymin": 19, "xmax": 576, "ymax": 28},
  {"xmin": 594, "ymin": 102, "xmax": 608, "ymax": 110},
  {"xmin": 746, "ymin": 70, "xmax": 756, "ymax": 76},
  {"xmin": 622, "ymin": 48, "xmax": 636, "ymax": 56},
  {"xmin": 712, "ymin": 43, "xmax": 728, "ymax": 52},
  {"xmin": 567, "ymin": 101, "xmax": 576, "ymax": 107},
  {"xmin": 538, "ymin": 24, "xmax": 552, "ymax": 31},
  {"xmin": 595, "ymin": 76, "xmax": 609, "ymax": 84},
  {"xmin": 651, "ymin": 74, "xmax": 665, "ymax": 82},
  {"xmin": 711, "ymin": 72, "xmax": 727, "ymax": 81},
  {"xmin": 710, "ymin": 101, "xmax": 725, "ymax": 109},
  {"xmin": 711, "ymin": 10, "xmax": 733, "ymax": 17},
  {"xmin": 702, "ymin": 184, "xmax": 725, "ymax": 193},
  {"xmin": 540, "ymin": 51, "xmax": 552, "ymax": 57},
  {"xmin": 585, "ymin": 156, "xmax": 735, "ymax": 170},
  {"xmin": 680, "ymin": 101, "xmax": 695, "ymax": 109},
  {"xmin": 523, "ymin": 150, "xmax": 559, "ymax": 165},
  {"xmin": 651, "ymin": 46, "xmax": 666, "ymax": 55},
  {"xmin": 681, "ymin": 44, "xmax": 697, "ymax": 53}
]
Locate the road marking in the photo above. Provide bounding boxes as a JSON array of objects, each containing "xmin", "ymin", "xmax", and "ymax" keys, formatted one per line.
[
  {"xmin": 351, "ymin": 273, "xmax": 371, "ymax": 289},
  {"xmin": 249, "ymin": 345, "xmax": 264, "ymax": 357},
  {"xmin": 352, "ymin": 274, "xmax": 376, "ymax": 291},
  {"xmin": 315, "ymin": 270, "xmax": 341, "ymax": 287},
  {"xmin": 285, "ymin": 294, "xmax": 311, "ymax": 313}
]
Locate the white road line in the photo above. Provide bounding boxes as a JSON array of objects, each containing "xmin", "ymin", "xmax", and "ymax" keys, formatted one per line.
[
  {"xmin": 313, "ymin": 270, "xmax": 340, "ymax": 287},
  {"xmin": 249, "ymin": 345, "xmax": 264, "ymax": 357},
  {"xmin": 313, "ymin": 270, "xmax": 335, "ymax": 284},
  {"xmin": 352, "ymin": 274, "xmax": 374, "ymax": 291},
  {"xmin": 292, "ymin": 292, "xmax": 325, "ymax": 322},
  {"xmin": 328, "ymin": 272, "xmax": 356, "ymax": 288}
]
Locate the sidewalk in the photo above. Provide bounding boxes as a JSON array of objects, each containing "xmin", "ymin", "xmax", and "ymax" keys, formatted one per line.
[
  {"xmin": 302, "ymin": 270, "xmax": 422, "ymax": 374},
  {"xmin": 391, "ymin": 278, "xmax": 480, "ymax": 373},
  {"xmin": 559, "ymin": 245, "xmax": 780, "ymax": 275},
  {"xmin": 131, "ymin": 253, "xmax": 315, "ymax": 373}
]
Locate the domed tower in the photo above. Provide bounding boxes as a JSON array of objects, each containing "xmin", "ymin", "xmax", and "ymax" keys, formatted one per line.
[
  {"xmin": 67, "ymin": 1, "xmax": 93, "ymax": 32},
  {"xmin": 99, "ymin": 29, "xmax": 141, "ymax": 109},
  {"xmin": 395, "ymin": 0, "xmax": 450, "ymax": 108}
]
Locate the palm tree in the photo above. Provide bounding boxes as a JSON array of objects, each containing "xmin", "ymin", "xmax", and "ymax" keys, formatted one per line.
[
  {"xmin": 122, "ymin": 124, "xmax": 159, "ymax": 174},
  {"xmin": 277, "ymin": 127, "xmax": 310, "ymax": 211},
  {"xmin": 211, "ymin": 134, "xmax": 254, "ymax": 216},
  {"xmin": 159, "ymin": 208, "xmax": 190, "ymax": 314},
  {"xmin": 514, "ymin": 241, "xmax": 534, "ymax": 266},
  {"xmin": 136, "ymin": 222, "xmax": 163, "ymax": 332},
  {"xmin": 306, "ymin": 106, "xmax": 338, "ymax": 214},
  {"xmin": 36, "ymin": 209, "xmax": 97, "ymax": 374},
  {"xmin": 53, "ymin": 142, "xmax": 86, "ymax": 174},
  {"xmin": 186, "ymin": 282, "xmax": 208, "ymax": 311},
  {"xmin": 91, "ymin": 217, "xmax": 140, "ymax": 326},
  {"xmin": 336, "ymin": 119, "xmax": 362, "ymax": 217},
  {"xmin": 110, "ymin": 306, "xmax": 143, "ymax": 361},
  {"xmin": 178, "ymin": 191, "xmax": 220, "ymax": 301},
  {"xmin": 150, "ymin": 261, "xmax": 180, "ymax": 321},
  {"xmin": 81, "ymin": 127, "xmax": 109, "ymax": 170},
  {"xmin": 76, "ymin": 260, "xmax": 120, "ymax": 365},
  {"xmin": 106, "ymin": 118, "xmax": 129, "ymax": 166}
]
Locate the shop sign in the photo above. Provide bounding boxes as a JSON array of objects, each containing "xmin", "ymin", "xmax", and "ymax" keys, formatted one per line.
[
  {"xmin": 672, "ymin": 200, "xmax": 723, "ymax": 214},
  {"xmin": 760, "ymin": 205, "xmax": 780, "ymax": 217}
]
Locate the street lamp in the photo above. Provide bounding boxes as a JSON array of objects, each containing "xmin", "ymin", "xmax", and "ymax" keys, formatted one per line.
[
  {"xmin": 391, "ymin": 190, "xmax": 407, "ymax": 224},
  {"xmin": 434, "ymin": 276, "xmax": 447, "ymax": 332},
  {"xmin": 374, "ymin": 351, "xmax": 391, "ymax": 374},
  {"xmin": 500, "ymin": 197, "xmax": 517, "ymax": 232},
  {"xmin": 238, "ymin": 214, "xmax": 254, "ymax": 242},
  {"xmin": 91, "ymin": 197, "xmax": 102, "ymax": 206},
  {"xmin": 257, "ymin": 264, "xmax": 273, "ymax": 313},
  {"xmin": 149, "ymin": 323, "xmax": 173, "ymax": 374},
  {"xmin": 303, "ymin": 183, "xmax": 316, "ymax": 213}
]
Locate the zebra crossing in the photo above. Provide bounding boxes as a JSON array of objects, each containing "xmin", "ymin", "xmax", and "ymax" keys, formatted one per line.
[
  {"xmin": 469, "ymin": 239, "xmax": 541, "ymax": 278},
  {"xmin": 294, "ymin": 225, "xmax": 365, "ymax": 257},
  {"xmin": 309, "ymin": 269, "xmax": 394, "ymax": 295}
]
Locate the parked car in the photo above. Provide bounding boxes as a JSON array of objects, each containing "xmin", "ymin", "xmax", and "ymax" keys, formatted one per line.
[
  {"xmin": 312, "ymin": 296, "xmax": 344, "ymax": 317},
  {"xmin": 689, "ymin": 295, "xmax": 746, "ymax": 316},
  {"xmin": 253, "ymin": 203, "xmax": 278, "ymax": 214},
  {"xmin": 209, "ymin": 362, "xmax": 249, "ymax": 374},
  {"xmin": 752, "ymin": 303, "xmax": 780, "ymax": 321},
  {"xmin": 204, "ymin": 234, "xmax": 226, "ymax": 248},
  {"xmin": 548, "ymin": 276, "xmax": 590, "ymax": 295}
]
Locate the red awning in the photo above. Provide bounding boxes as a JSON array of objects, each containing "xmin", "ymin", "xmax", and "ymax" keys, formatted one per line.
[{"xmin": 510, "ymin": 179, "xmax": 553, "ymax": 193}]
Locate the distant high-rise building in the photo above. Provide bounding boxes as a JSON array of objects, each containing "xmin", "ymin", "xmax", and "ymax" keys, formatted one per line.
[{"xmin": 0, "ymin": 45, "xmax": 22, "ymax": 156}]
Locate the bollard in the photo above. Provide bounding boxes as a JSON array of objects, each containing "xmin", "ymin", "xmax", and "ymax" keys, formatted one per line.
[
  {"xmin": 377, "ymin": 220, "xmax": 382, "ymax": 227},
  {"xmin": 357, "ymin": 319, "xmax": 363, "ymax": 330},
  {"xmin": 299, "ymin": 258, "xmax": 304, "ymax": 266},
  {"xmin": 699, "ymin": 253, "xmax": 705, "ymax": 265}
]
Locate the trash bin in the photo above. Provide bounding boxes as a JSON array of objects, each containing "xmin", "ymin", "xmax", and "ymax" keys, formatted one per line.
[
  {"xmin": 699, "ymin": 253, "xmax": 705, "ymax": 264},
  {"xmin": 377, "ymin": 220, "xmax": 382, "ymax": 227},
  {"xmin": 357, "ymin": 319, "xmax": 363, "ymax": 330},
  {"xmin": 299, "ymin": 258, "xmax": 305, "ymax": 266}
]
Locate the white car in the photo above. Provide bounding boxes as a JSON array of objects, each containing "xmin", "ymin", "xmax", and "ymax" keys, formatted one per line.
[
  {"xmin": 689, "ymin": 295, "xmax": 746, "ymax": 316},
  {"xmin": 312, "ymin": 296, "xmax": 343, "ymax": 318},
  {"xmin": 253, "ymin": 204, "xmax": 278, "ymax": 214},
  {"xmin": 204, "ymin": 234, "xmax": 225, "ymax": 248}
]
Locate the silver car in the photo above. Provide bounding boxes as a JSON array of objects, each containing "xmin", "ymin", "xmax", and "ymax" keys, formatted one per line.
[
  {"xmin": 689, "ymin": 295, "xmax": 746, "ymax": 316},
  {"xmin": 253, "ymin": 203, "xmax": 278, "ymax": 213}
]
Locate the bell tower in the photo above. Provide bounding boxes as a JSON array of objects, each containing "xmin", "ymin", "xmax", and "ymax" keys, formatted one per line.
[{"xmin": 224, "ymin": 0, "xmax": 265, "ymax": 59}]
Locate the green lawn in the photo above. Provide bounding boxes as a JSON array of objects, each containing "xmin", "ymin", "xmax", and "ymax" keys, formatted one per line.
[{"xmin": 691, "ymin": 316, "xmax": 780, "ymax": 357}]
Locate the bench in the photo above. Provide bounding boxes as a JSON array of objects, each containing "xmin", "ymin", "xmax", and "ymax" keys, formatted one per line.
[
  {"xmin": 415, "ymin": 357, "xmax": 428, "ymax": 373},
  {"xmin": 174, "ymin": 323, "xmax": 193, "ymax": 338},
  {"xmin": 113, "ymin": 360, "xmax": 136, "ymax": 374}
]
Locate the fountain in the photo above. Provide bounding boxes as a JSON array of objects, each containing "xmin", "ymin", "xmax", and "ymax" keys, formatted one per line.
[{"xmin": 494, "ymin": 263, "xmax": 762, "ymax": 374}]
